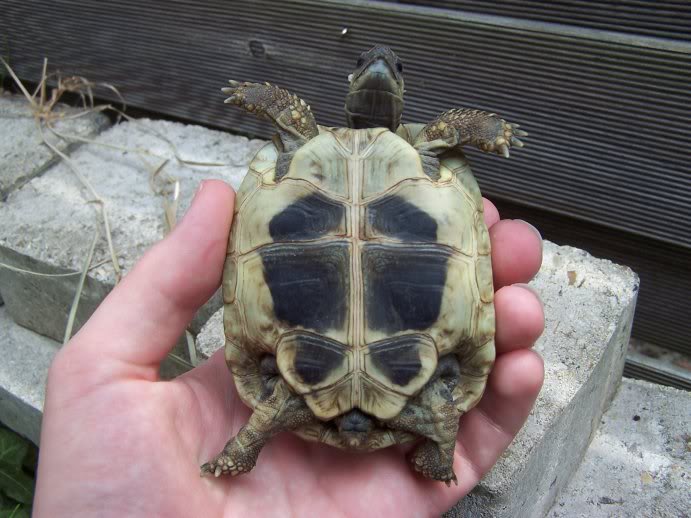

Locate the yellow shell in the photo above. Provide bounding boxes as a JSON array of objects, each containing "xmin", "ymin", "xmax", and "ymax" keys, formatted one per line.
[{"xmin": 223, "ymin": 125, "xmax": 494, "ymax": 450}]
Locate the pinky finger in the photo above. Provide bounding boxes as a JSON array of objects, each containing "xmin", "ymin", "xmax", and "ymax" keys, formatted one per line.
[{"xmin": 454, "ymin": 350, "xmax": 544, "ymax": 491}]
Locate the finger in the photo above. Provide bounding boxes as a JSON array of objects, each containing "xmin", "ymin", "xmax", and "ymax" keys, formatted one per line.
[
  {"xmin": 66, "ymin": 180, "xmax": 235, "ymax": 372},
  {"xmin": 490, "ymin": 219, "xmax": 543, "ymax": 289},
  {"xmin": 453, "ymin": 350, "xmax": 544, "ymax": 494},
  {"xmin": 494, "ymin": 285, "xmax": 545, "ymax": 354},
  {"xmin": 482, "ymin": 198, "xmax": 500, "ymax": 228}
]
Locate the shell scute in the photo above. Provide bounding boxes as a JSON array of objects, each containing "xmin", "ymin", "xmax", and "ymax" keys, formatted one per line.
[{"xmin": 224, "ymin": 128, "xmax": 495, "ymax": 448}]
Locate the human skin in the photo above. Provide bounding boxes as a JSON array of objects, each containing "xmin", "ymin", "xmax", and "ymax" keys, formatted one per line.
[{"xmin": 33, "ymin": 180, "xmax": 545, "ymax": 518}]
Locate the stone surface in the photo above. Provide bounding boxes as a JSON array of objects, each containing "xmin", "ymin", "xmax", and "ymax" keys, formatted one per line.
[
  {"xmin": 196, "ymin": 306, "xmax": 224, "ymax": 360},
  {"xmin": 0, "ymin": 117, "xmax": 264, "ymax": 352},
  {"xmin": 446, "ymin": 242, "xmax": 638, "ymax": 517},
  {"xmin": 0, "ymin": 306, "xmax": 59, "ymax": 444},
  {"xmin": 0, "ymin": 91, "xmax": 110, "ymax": 200},
  {"xmin": 194, "ymin": 241, "xmax": 640, "ymax": 517},
  {"xmin": 548, "ymin": 379, "xmax": 690, "ymax": 518}
]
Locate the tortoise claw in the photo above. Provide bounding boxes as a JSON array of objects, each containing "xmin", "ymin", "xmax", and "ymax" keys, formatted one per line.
[
  {"xmin": 444, "ymin": 475, "xmax": 459, "ymax": 487},
  {"xmin": 510, "ymin": 136, "xmax": 525, "ymax": 147},
  {"xmin": 492, "ymin": 119, "xmax": 528, "ymax": 158}
]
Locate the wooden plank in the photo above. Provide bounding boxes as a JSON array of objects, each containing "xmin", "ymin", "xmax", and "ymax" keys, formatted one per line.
[
  {"xmin": 396, "ymin": 0, "xmax": 691, "ymax": 41},
  {"xmin": 3, "ymin": 0, "xmax": 690, "ymax": 248}
]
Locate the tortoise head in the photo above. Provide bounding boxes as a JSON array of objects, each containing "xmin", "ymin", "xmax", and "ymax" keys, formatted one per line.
[{"xmin": 345, "ymin": 45, "xmax": 405, "ymax": 132}]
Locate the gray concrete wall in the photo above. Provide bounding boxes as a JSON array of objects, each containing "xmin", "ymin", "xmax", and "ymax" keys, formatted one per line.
[
  {"xmin": 548, "ymin": 379, "xmax": 690, "ymax": 518},
  {"xmin": 0, "ymin": 98, "xmax": 263, "ymax": 363}
]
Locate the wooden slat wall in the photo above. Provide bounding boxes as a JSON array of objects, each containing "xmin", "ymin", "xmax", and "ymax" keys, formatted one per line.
[
  {"xmin": 396, "ymin": 0, "xmax": 691, "ymax": 40},
  {"xmin": 495, "ymin": 200, "xmax": 690, "ymax": 357},
  {"xmin": 2, "ymin": 0, "xmax": 690, "ymax": 353}
]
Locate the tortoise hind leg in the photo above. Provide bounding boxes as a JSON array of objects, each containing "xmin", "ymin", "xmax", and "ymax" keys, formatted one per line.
[
  {"xmin": 201, "ymin": 380, "xmax": 314, "ymax": 477},
  {"xmin": 386, "ymin": 355, "xmax": 463, "ymax": 485}
]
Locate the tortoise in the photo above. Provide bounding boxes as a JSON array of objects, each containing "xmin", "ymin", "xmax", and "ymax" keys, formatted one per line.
[{"xmin": 201, "ymin": 45, "xmax": 527, "ymax": 485}]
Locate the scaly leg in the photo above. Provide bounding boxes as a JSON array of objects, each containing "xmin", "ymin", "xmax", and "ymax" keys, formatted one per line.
[
  {"xmin": 413, "ymin": 108, "xmax": 527, "ymax": 178},
  {"xmin": 386, "ymin": 355, "xmax": 463, "ymax": 485},
  {"xmin": 222, "ymin": 81, "xmax": 319, "ymax": 179},
  {"xmin": 200, "ymin": 380, "xmax": 314, "ymax": 477}
]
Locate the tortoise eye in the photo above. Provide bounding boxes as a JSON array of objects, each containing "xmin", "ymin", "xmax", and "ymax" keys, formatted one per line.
[
  {"xmin": 396, "ymin": 61, "xmax": 403, "ymax": 73},
  {"xmin": 356, "ymin": 57, "xmax": 365, "ymax": 68}
]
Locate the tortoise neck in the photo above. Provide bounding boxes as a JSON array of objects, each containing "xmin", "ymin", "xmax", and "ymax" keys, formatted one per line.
[{"xmin": 345, "ymin": 89, "xmax": 403, "ymax": 132}]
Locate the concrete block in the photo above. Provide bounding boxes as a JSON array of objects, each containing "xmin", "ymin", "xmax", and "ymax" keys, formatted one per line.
[
  {"xmin": 548, "ymin": 378, "xmax": 690, "ymax": 518},
  {"xmin": 448, "ymin": 242, "xmax": 638, "ymax": 517},
  {"xmin": 195, "ymin": 241, "xmax": 639, "ymax": 517},
  {"xmin": 196, "ymin": 306, "xmax": 224, "ymax": 360},
  {"xmin": 0, "ymin": 91, "xmax": 110, "ymax": 200},
  {"xmin": 0, "ymin": 306, "xmax": 59, "ymax": 444},
  {"xmin": 0, "ymin": 118, "xmax": 264, "ymax": 357}
]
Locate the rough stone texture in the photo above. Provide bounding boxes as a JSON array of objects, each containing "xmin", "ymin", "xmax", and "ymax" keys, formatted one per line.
[
  {"xmin": 194, "ymin": 241, "xmax": 640, "ymax": 517},
  {"xmin": 0, "ymin": 306, "xmax": 59, "ymax": 444},
  {"xmin": 0, "ymin": 91, "xmax": 110, "ymax": 200},
  {"xmin": 548, "ymin": 379, "xmax": 690, "ymax": 518},
  {"xmin": 0, "ymin": 118, "xmax": 265, "ymax": 356},
  {"xmin": 0, "ymin": 91, "xmax": 108, "ymax": 308},
  {"xmin": 446, "ymin": 242, "xmax": 639, "ymax": 517},
  {"xmin": 196, "ymin": 307, "xmax": 224, "ymax": 360},
  {"xmin": 447, "ymin": 242, "xmax": 638, "ymax": 517}
]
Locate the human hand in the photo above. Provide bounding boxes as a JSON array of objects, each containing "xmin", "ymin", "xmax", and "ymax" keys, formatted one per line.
[{"xmin": 33, "ymin": 180, "xmax": 544, "ymax": 517}]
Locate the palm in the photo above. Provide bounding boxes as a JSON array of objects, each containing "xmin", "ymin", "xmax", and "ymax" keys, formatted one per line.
[
  {"xmin": 174, "ymin": 355, "xmax": 467, "ymax": 517},
  {"xmin": 34, "ymin": 182, "xmax": 544, "ymax": 517},
  {"xmin": 49, "ymin": 370, "xmax": 456, "ymax": 516}
]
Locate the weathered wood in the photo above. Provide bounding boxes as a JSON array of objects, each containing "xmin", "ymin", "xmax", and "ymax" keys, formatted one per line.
[{"xmin": 397, "ymin": 0, "xmax": 691, "ymax": 41}]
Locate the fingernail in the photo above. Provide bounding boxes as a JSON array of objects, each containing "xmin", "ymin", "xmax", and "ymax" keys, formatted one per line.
[
  {"xmin": 513, "ymin": 283, "xmax": 545, "ymax": 310},
  {"xmin": 188, "ymin": 180, "xmax": 208, "ymax": 209},
  {"xmin": 179, "ymin": 181, "xmax": 207, "ymax": 227},
  {"xmin": 515, "ymin": 219, "xmax": 542, "ymax": 242}
]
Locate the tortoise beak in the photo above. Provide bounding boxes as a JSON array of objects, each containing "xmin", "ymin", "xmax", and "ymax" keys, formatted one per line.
[
  {"xmin": 350, "ymin": 58, "xmax": 401, "ymax": 97},
  {"xmin": 345, "ymin": 58, "xmax": 404, "ymax": 131}
]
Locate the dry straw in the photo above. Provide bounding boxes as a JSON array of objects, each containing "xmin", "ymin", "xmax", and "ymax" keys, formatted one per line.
[{"xmin": 0, "ymin": 57, "xmax": 225, "ymax": 363}]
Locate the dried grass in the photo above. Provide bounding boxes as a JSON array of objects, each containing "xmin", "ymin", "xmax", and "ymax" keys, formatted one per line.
[{"xmin": 0, "ymin": 57, "xmax": 220, "ymax": 356}]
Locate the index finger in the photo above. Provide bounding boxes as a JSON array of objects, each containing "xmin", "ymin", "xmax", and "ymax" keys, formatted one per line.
[{"xmin": 483, "ymin": 197, "xmax": 500, "ymax": 228}]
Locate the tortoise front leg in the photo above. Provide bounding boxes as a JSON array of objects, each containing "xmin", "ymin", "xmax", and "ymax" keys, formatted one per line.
[
  {"xmin": 386, "ymin": 355, "xmax": 463, "ymax": 485},
  {"xmin": 222, "ymin": 81, "xmax": 319, "ymax": 180},
  {"xmin": 201, "ymin": 380, "xmax": 314, "ymax": 478},
  {"xmin": 222, "ymin": 81, "xmax": 319, "ymax": 150},
  {"xmin": 413, "ymin": 108, "xmax": 527, "ymax": 177}
]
